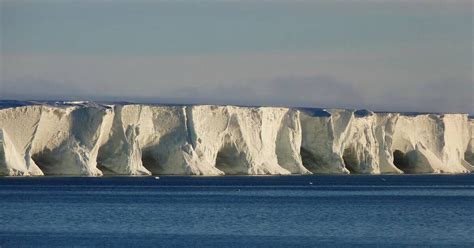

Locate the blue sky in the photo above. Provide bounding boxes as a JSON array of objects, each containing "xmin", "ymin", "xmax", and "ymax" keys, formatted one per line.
[{"xmin": 1, "ymin": 0, "xmax": 472, "ymax": 113}]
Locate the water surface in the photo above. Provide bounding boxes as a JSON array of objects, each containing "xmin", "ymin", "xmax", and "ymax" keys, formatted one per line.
[{"xmin": 1, "ymin": 175, "xmax": 473, "ymax": 247}]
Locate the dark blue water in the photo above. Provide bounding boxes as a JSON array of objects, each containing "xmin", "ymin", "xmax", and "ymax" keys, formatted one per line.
[{"xmin": 1, "ymin": 175, "xmax": 473, "ymax": 247}]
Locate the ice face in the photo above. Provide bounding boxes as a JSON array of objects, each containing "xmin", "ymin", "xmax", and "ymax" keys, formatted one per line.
[{"xmin": 0, "ymin": 101, "xmax": 472, "ymax": 176}]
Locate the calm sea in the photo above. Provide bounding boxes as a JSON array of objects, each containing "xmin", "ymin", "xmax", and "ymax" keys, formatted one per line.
[{"xmin": 0, "ymin": 175, "xmax": 473, "ymax": 247}]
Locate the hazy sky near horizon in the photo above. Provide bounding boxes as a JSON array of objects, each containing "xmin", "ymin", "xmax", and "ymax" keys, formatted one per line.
[{"xmin": 1, "ymin": 0, "xmax": 473, "ymax": 113}]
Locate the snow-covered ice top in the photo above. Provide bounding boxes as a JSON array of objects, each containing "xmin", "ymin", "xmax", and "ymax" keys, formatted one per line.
[{"xmin": 0, "ymin": 101, "xmax": 472, "ymax": 176}]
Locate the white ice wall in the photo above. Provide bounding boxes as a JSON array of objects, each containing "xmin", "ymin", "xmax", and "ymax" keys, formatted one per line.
[
  {"xmin": 0, "ymin": 106, "xmax": 43, "ymax": 175},
  {"xmin": 463, "ymin": 118, "xmax": 474, "ymax": 170},
  {"xmin": 97, "ymin": 105, "xmax": 150, "ymax": 175},
  {"xmin": 390, "ymin": 114, "xmax": 470, "ymax": 173},
  {"xmin": 30, "ymin": 105, "xmax": 112, "ymax": 176},
  {"xmin": 0, "ymin": 102, "xmax": 472, "ymax": 176},
  {"xmin": 188, "ymin": 106, "xmax": 308, "ymax": 175}
]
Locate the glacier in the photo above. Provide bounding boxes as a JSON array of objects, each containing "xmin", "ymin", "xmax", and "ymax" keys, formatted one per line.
[{"xmin": 0, "ymin": 101, "xmax": 472, "ymax": 176}]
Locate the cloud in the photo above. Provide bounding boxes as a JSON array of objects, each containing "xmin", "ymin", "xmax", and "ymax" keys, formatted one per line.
[
  {"xmin": 166, "ymin": 75, "xmax": 473, "ymax": 114},
  {"xmin": 373, "ymin": 78, "xmax": 474, "ymax": 114},
  {"xmin": 1, "ymin": 51, "xmax": 472, "ymax": 114},
  {"xmin": 0, "ymin": 79, "xmax": 92, "ymax": 101},
  {"xmin": 166, "ymin": 74, "xmax": 364, "ymax": 108}
]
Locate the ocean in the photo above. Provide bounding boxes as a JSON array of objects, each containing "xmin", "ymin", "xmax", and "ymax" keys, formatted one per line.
[{"xmin": 0, "ymin": 175, "xmax": 473, "ymax": 247}]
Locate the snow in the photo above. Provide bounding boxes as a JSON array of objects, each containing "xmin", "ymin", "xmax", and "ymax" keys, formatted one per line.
[{"xmin": 0, "ymin": 101, "xmax": 472, "ymax": 176}]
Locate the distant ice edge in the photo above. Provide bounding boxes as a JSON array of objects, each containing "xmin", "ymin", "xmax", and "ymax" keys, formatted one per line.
[{"xmin": 0, "ymin": 102, "xmax": 473, "ymax": 176}]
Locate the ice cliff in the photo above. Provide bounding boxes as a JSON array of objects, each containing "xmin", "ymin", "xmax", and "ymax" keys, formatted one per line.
[{"xmin": 0, "ymin": 101, "xmax": 472, "ymax": 176}]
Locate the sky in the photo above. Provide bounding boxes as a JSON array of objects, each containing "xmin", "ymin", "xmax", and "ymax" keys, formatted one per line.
[{"xmin": 1, "ymin": 0, "xmax": 473, "ymax": 113}]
